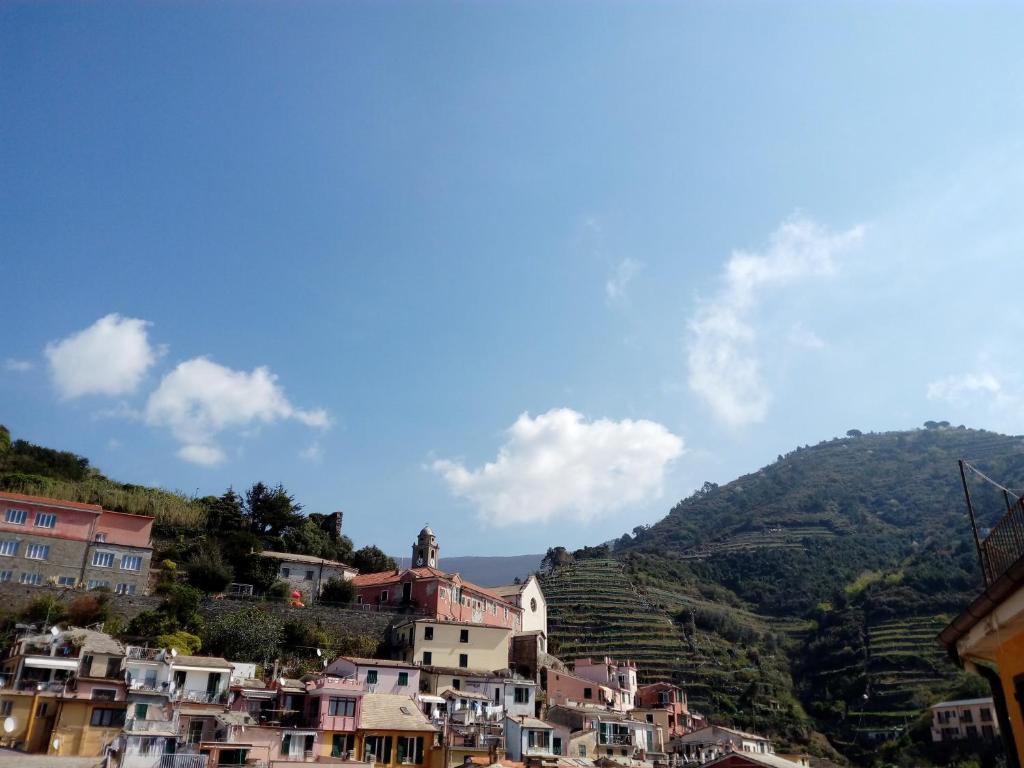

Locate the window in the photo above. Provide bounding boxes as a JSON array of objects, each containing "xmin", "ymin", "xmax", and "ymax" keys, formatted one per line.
[
  {"xmin": 328, "ymin": 697, "xmax": 357, "ymax": 717},
  {"xmin": 57, "ymin": 576, "xmax": 76, "ymax": 586},
  {"xmin": 980, "ymin": 708, "xmax": 993, "ymax": 722},
  {"xmin": 397, "ymin": 735, "xmax": 424, "ymax": 764},
  {"xmin": 452, "ymin": 679, "xmax": 461, "ymax": 690},
  {"xmin": 527, "ymin": 730, "xmax": 550, "ymax": 749},
  {"xmin": 364, "ymin": 735, "xmax": 393, "ymax": 763},
  {"xmin": 332, "ymin": 734, "xmax": 354, "ymax": 758},
  {"xmin": 115, "ymin": 583, "xmax": 136, "ymax": 595},
  {"xmin": 646, "ymin": 715, "xmax": 654, "ymax": 723},
  {"xmin": 25, "ymin": 544, "xmax": 49, "ymax": 560},
  {"xmin": 961, "ymin": 710, "xmax": 973, "ymax": 723},
  {"xmin": 282, "ymin": 567, "xmax": 291, "ymax": 577},
  {"xmin": 0, "ymin": 571, "xmax": 11, "ymax": 583},
  {"xmin": 398, "ymin": 672, "xmax": 409, "ymax": 687},
  {"xmin": 305, "ymin": 570, "xmax": 314, "ymax": 580},
  {"xmin": 187, "ymin": 720, "xmax": 204, "ymax": 744},
  {"xmin": 458, "ymin": 653, "xmax": 468, "ymax": 668},
  {"xmin": 424, "ymin": 626, "xmax": 434, "ymax": 640},
  {"xmin": 578, "ymin": 745, "xmax": 587, "ymax": 757},
  {"xmin": 504, "ymin": 607, "xmax": 509, "ymax": 621},
  {"xmin": 530, "ymin": 597, "xmax": 538, "ymax": 612},
  {"xmin": 982, "ymin": 725, "xmax": 995, "ymax": 739},
  {"xmin": 0, "ymin": 702, "xmax": 10, "ymax": 717},
  {"xmin": 460, "ymin": 629, "xmax": 469, "ymax": 643},
  {"xmin": 92, "ymin": 689, "xmax": 117, "ymax": 701},
  {"xmin": 90, "ymin": 707, "xmax": 126, "ymax": 727},
  {"xmin": 33, "ymin": 512, "xmax": 57, "ymax": 529},
  {"xmin": 380, "ymin": 590, "xmax": 389, "ymax": 602},
  {"xmin": 367, "ymin": 670, "xmax": 379, "ymax": 685},
  {"xmin": 553, "ymin": 737, "xmax": 562, "ymax": 756},
  {"xmin": 94, "ymin": 533, "xmax": 106, "ymax": 543},
  {"xmin": 0, "ymin": 541, "xmax": 18, "ymax": 557},
  {"xmin": 514, "ymin": 687, "xmax": 530, "ymax": 704},
  {"xmin": 92, "ymin": 551, "xmax": 114, "ymax": 568},
  {"xmin": 136, "ymin": 703, "xmax": 149, "ymax": 719},
  {"xmin": 121, "ymin": 555, "xmax": 142, "ymax": 571},
  {"xmin": 4, "ymin": 509, "xmax": 26, "ymax": 525},
  {"xmin": 584, "ymin": 688, "xmax": 593, "ymax": 700},
  {"xmin": 20, "ymin": 572, "xmax": 42, "ymax": 586},
  {"xmin": 422, "ymin": 651, "xmax": 432, "ymax": 665},
  {"xmin": 37, "ymin": 702, "xmax": 48, "ymax": 716},
  {"xmin": 88, "ymin": 579, "xmax": 110, "ymax": 590}
]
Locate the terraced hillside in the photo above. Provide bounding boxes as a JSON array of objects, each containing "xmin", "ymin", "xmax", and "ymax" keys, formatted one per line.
[{"xmin": 541, "ymin": 558, "xmax": 811, "ymax": 743}]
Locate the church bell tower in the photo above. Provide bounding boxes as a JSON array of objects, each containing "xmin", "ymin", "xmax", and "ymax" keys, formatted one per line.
[{"xmin": 412, "ymin": 526, "xmax": 439, "ymax": 568}]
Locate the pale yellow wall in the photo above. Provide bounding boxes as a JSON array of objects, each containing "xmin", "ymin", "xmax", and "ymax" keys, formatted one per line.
[
  {"xmin": 50, "ymin": 700, "xmax": 125, "ymax": 757},
  {"xmin": 0, "ymin": 694, "xmax": 36, "ymax": 744},
  {"xmin": 412, "ymin": 623, "xmax": 510, "ymax": 672},
  {"xmin": 995, "ymin": 632, "xmax": 1024, "ymax": 768}
]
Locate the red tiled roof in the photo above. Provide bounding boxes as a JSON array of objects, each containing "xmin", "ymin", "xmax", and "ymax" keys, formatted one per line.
[
  {"xmin": 352, "ymin": 567, "xmax": 520, "ymax": 610},
  {"xmin": 0, "ymin": 491, "xmax": 103, "ymax": 513}
]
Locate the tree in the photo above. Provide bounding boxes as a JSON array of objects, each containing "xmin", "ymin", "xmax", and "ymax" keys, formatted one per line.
[
  {"xmin": 243, "ymin": 482, "xmax": 304, "ymax": 539},
  {"xmin": 155, "ymin": 630, "xmax": 202, "ymax": 655},
  {"xmin": 541, "ymin": 547, "xmax": 573, "ymax": 572},
  {"xmin": 846, "ymin": 429, "xmax": 863, "ymax": 438},
  {"xmin": 203, "ymin": 606, "xmax": 283, "ymax": 663},
  {"xmin": 67, "ymin": 594, "xmax": 111, "ymax": 626},
  {"xmin": 185, "ymin": 544, "xmax": 234, "ymax": 592},
  {"xmin": 203, "ymin": 489, "xmax": 247, "ymax": 534},
  {"xmin": 320, "ymin": 577, "xmax": 356, "ymax": 604},
  {"xmin": 0, "ymin": 425, "xmax": 10, "ymax": 454},
  {"xmin": 352, "ymin": 545, "xmax": 396, "ymax": 574}
]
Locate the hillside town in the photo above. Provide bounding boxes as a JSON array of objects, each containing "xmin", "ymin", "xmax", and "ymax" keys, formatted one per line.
[
  {"xmin": 0, "ymin": 490, "xmax": 1018, "ymax": 768},
  {"xmin": 0, "ymin": 493, "xmax": 797, "ymax": 767}
]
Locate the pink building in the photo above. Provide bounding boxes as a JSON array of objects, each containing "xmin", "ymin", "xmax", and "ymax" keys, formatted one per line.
[
  {"xmin": 0, "ymin": 492, "xmax": 154, "ymax": 593},
  {"xmin": 635, "ymin": 682, "xmax": 693, "ymax": 738},
  {"xmin": 353, "ymin": 567, "xmax": 522, "ymax": 631},
  {"xmin": 545, "ymin": 669, "xmax": 623, "ymax": 712},
  {"xmin": 570, "ymin": 658, "xmax": 637, "ymax": 712},
  {"xmin": 325, "ymin": 656, "xmax": 420, "ymax": 695}
]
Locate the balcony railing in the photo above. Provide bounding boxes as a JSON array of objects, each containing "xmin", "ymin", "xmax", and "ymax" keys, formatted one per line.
[
  {"xmin": 981, "ymin": 496, "xmax": 1024, "ymax": 585},
  {"xmin": 158, "ymin": 755, "xmax": 208, "ymax": 768},
  {"xmin": 126, "ymin": 646, "xmax": 165, "ymax": 661},
  {"xmin": 599, "ymin": 735, "xmax": 634, "ymax": 746},
  {"xmin": 175, "ymin": 689, "xmax": 226, "ymax": 704},
  {"xmin": 125, "ymin": 717, "xmax": 179, "ymax": 734}
]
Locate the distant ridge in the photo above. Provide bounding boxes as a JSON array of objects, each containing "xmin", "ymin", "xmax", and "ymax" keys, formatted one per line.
[{"xmin": 390, "ymin": 553, "xmax": 543, "ymax": 586}]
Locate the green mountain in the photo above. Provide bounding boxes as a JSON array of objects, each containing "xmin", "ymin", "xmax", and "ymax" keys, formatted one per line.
[{"xmin": 542, "ymin": 426, "xmax": 1024, "ymax": 764}]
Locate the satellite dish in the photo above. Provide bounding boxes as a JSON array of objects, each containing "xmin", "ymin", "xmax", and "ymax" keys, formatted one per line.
[
  {"xmin": 52, "ymin": 737, "xmax": 61, "ymax": 750},
  {"xmin": 278, "ymin": 677, "xmax": 285, "ymax": 688},
  {"xmin": 316, "ymin": 648, "xmax": 322, "ymax": 657},
  {"xmin": 170, "ymin": 648, "xmax": 178, "ymax": 658},
  {"xmin": 2, "ymin": 717, "xmax": 15, "ymax": 734}
]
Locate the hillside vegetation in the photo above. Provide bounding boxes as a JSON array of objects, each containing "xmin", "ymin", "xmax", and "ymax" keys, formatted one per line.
[{"xmin": 543, "ymin": 426, "xmax": 1024, "ymax": 765}]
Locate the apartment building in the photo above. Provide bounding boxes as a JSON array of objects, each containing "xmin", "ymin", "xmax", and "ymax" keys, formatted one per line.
[
  {"xmin": 325, "ymin": 656, "xmax": 421, "ymax": 695},
  {"xmin": 930, "ymin": 698, "xmax": 1000, "ymax": 742},
  {"xmin": 546, "ymin": 703, "xmax": 659, "ymax": 760},
  {"xmin": 0, "ymin": 492, "xmax": 153, "ymax": 594},
  {"xmin": 570, "ymin": 657, "xmax": 637, "ymax": 712},
  {"xmin": 635, "ymin": 681, "xmax": 694, "ymax": 739},
  {"xmin": 393, "ymin": 618, "xmax": 512, "ymax": 673}
]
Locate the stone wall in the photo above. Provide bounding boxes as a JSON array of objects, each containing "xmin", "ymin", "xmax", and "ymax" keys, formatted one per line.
[{"xmin": 0, "ymin": 581, "xmax": 404, "ymax": 640}]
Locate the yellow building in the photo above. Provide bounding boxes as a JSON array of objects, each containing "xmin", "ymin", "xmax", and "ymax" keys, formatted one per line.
[
  {"xmin": 354, "ymin": 693, "xmax": 439, "ymax": 768},
  {"xmin": 397, "ymin": 619, "xmax": 511, "ymax": 673},
  {"xmin": 941, "ymin": 485, "xmax": 1024, "ymax": 768}
]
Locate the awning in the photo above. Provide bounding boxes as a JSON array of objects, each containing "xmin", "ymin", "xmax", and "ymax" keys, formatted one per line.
[
  {"xmin": 418, "ymin": 696, "xmax": 445, "ymax": 704},
  {"xmin": 284, "ymin": 730, "xmax": 318, "ymax": 738},
  {"xmin": 172, "ymin": 665, "xmax": 230, "ymax": 673},
  {"xmin": 24, "ymin": 657, "xmax": 79, "ymax": 671},
  {"xmin": 239, "ymin": 690, "xmax": 275, "ymax": 700}
]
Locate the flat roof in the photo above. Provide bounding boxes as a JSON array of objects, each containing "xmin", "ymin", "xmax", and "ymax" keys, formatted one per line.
[{"xmin": 930, "ymin": 698, "xmax": 994, "ymax": 709}]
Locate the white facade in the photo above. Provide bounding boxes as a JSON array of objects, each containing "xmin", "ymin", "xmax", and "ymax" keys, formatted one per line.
[
  {"xmin": 260, "ymin": 550, "xmax": 358, "ymax": 598},
  {"xmin": 930, "ymin": 698, "xmax": 1000, "ymax": 742},
  {"xmin": 124, "ymin": 647, "xmax": 233, "ymax": 703},
  {"xmin": 505, "ymin": 716, "xmax": 557, "ymax": 760},
  {"xmin": 493, "ymin": 576, "xmax": 548, "ymax": 638}
]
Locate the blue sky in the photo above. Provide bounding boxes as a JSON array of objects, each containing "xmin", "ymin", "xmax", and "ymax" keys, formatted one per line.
[{"xmin": 4, "ymin": 1, "xmax": 1024, "ymax": 557}]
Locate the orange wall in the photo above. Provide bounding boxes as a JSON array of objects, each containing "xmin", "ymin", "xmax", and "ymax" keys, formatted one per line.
[{"xmin": 95, "ymin": 510, "xmax": 153, "ymax": 548}]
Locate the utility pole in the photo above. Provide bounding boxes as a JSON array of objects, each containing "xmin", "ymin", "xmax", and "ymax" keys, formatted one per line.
[{"xmin": 959, "ymin": 460, "xmax": 989, "ymax": 584}]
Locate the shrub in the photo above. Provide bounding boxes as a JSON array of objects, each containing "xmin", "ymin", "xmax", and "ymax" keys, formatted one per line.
[
  {"xmin": 320, "ymin": 578, "xmax": 356, "ymax": 604},
  {"xmin": 155, "ymin": 630, "xmax": 202, "ymax": 655}
]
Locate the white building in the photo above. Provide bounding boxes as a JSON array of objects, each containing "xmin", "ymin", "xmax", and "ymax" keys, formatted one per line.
[
  {"xmin": 930, "ymin": 698, "xmax": 1000, "ymax": 742},
  {"xmin": 259, "ymin": 550, "xmax": 358, "ymax": 598},
  {"xmin": 492, "ymin": 575, "xmax": 548, "ymax": 638},
  {"xmin": 676, "ymin": 725, "xmax": 774, "ymax": 763},
  {"xmin": 505, "ymin": 715, "xmax": 557, "ymax": 760}
]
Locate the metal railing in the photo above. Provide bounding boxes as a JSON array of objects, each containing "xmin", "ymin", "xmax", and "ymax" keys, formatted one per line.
[
  {"xmin": 981, "ymin": 496, "xmax": 1024, "ymax": 584},
  {"xmin": 175, "ymin": 689, "xmax": 226, "ymax": 704},
  {"xmin": 158, "ymin": 755, "xmax": 207, "ymax": 768},
  {"xmin": 125, "ymin": 717, "xmax": 179, "ymax": 733}
]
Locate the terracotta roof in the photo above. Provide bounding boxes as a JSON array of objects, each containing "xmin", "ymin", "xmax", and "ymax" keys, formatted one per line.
[
  {"xmin": 510, "ymin": 716, "xmax": 553, "ymax": 729},
  {"xmin": 336, "ymin": 656, "xmax": 418, "ymax": 669},
  {"xmin": 0, "ymin": 491, "xmax": 103, "ymax": 514},
  {"xmin": 353, "ymin": 568, "xmax": 520, "ymax": 609},
  {"xmin": 440, "ymin": 687, "xmax": 491, "ymax": 701},
  {"xmin": 260, "ymin": 550, "xmax": 357, "ymax": 570},
  {"xmin": 358, "ymin": 693, "xmax": 438, "ymax": 732},
  {"xmin": 700, "ymin": 752, "xmax": 799, "ymax": 768},
  {"xmin": 490, "ymin": 583, "xmax": 527, "ymax": 598}
]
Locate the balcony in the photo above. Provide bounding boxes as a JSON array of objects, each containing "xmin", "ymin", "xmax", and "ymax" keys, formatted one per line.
[
  {"xmin": 980, "ymin": 496, "xmax": 1024, "ymax": 585},
  {"xmin": 599, "ymin": 735, "xmax": 634, "ymax": 746},
  {"xmin": 315, "ymin": 714, "xmax": 356, "ymax": 732},
  {"xmin": 305, "ymin": 676, "xmax": 360, "ymax": 692},
  {"xmin": 176, "ymin": 689, "xmax": 227, "ymax": 704},
  {"xmin": 125, "ymin": 717, "xmax": 179, "ymax": 735},
  {"xmin": 126, "ymin": 646, "xmax": 165, "ymax": 661},
  {"xmin": 158, "ymin": 756, "xmax": 208, "ymax": 768}
]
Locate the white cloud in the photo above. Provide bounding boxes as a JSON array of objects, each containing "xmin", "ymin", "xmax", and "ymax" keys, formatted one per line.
[
  {"xmin": 431, "ymin": 408, "xmax": 683, "ymax": 527},
  {"xmin": 687, "ymin": 215, "xmax": 865, "ymax": 427},
  {"xmin": 927, "ymin": 372, "xmax": 1002, "ymax": 403},
  {"xmin": 606, "ymin": 258, "xmax": 641, "ymax": 303},
  {"xmin": 787, "ymin": 323, "xmax": 826, "ymax": 350},
  {"xmin": 45, "ymin": 314, "xmax": 158, "ymax": 399},
  {"xmin": 300, "ymin": 441, "xmax": 324, "ymax": 463},
  {"xmin": 145, "ymin": 357, "xmax": 330, "ymax": 465},
  {"xmin": 4, "ymin": 359, "xmax": 33, "ymax": 372}
]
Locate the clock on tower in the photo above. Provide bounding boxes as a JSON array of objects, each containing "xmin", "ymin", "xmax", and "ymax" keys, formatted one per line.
[{"xmin": 412, "ymin": 525, "xmax": 439, "ymax": 570}]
